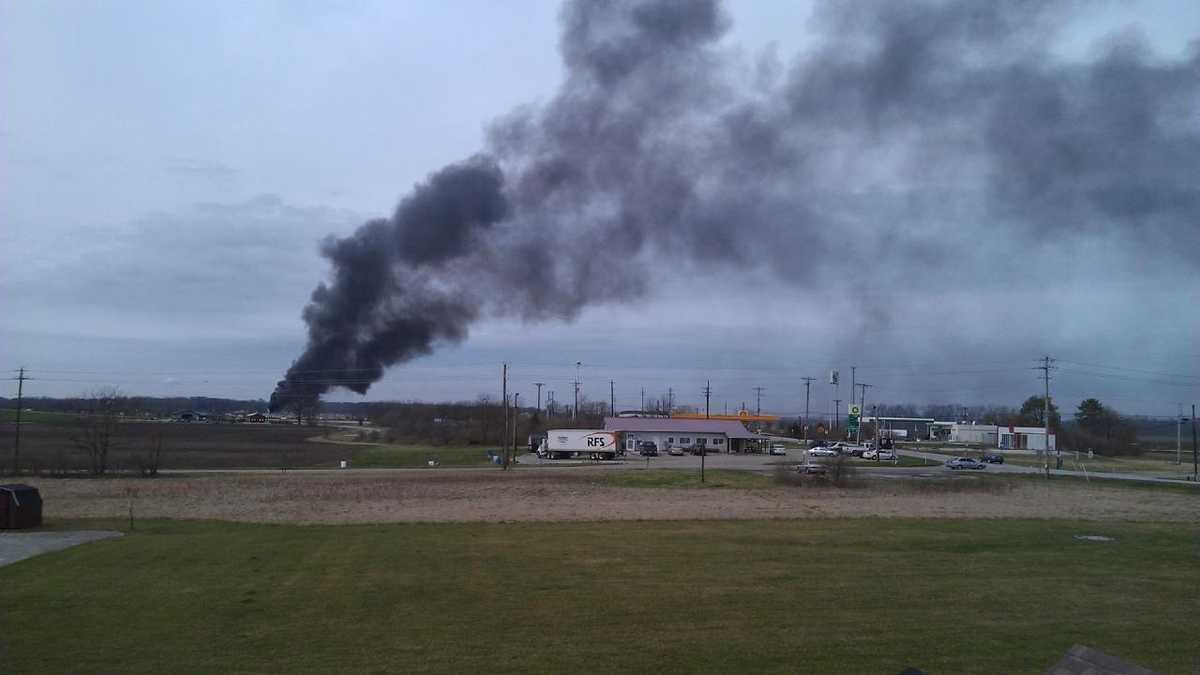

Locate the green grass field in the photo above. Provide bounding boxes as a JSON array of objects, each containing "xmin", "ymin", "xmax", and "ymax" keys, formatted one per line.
[
  {"xmin": 0, "ymin": 409, "xmax": 80, "ymax": 425},
  {"xmin": 350, "ymin": 444, "xmax": 495, "ymax": 467},
  {"xmin": 2, "ymin": 518, "xmax": 1195, "ymax": 674}
]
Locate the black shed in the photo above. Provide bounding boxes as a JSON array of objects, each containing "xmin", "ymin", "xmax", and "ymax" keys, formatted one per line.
[{"xmin": 0, "ymin": 484, "xmax": 43, "ymax": 529}]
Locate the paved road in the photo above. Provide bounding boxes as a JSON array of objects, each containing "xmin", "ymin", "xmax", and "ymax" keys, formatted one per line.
[
  {"xmin": 897, "ymin": 448, "xmax": 1200, "ymax": 487},
  {"xmin": 156, "ymin": 448, "xmax": 1198, "ymax": 488}
]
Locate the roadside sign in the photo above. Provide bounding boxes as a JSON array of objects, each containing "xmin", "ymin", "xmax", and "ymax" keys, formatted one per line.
[
  {"xmin": 848, "ymin": 404, "xmax": 861, "ymax": 416},
  {"xmin": 847, "ymin": 404, "xmax": 860, "ymax": 434}
]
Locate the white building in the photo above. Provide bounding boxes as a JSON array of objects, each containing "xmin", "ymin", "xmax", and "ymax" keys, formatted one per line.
[
  {"xmin": 929, "ymin": 422, "xmax": 1055, "ymax": 451},
  {"xmin": 998, "ymin": 426, "xmax": 1056, "ymax": 451},
  {"xmin": 602, "ymin": 417, "xmax": 761, "ymax": 453}
]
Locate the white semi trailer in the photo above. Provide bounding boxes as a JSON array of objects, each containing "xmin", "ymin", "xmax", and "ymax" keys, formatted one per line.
[{"xmin": 539, "ymin": 429, "xmax": 620, "ymax": 460}]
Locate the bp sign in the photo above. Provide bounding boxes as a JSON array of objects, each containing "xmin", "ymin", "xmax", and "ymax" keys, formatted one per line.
[{"xmin": 847, "ymin": 404, "xmax": 861, "ymax": 433}]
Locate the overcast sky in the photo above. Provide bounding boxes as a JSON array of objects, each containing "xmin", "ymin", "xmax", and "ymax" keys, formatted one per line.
[{"xmin": 2, "ymin": 0, "xmax": 1198, "ymax": 417}]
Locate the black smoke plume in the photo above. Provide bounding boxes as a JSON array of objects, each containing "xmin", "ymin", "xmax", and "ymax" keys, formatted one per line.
[{"xmin": 271, "ymin": 0, "xmax": 1199, "ymax": 410}]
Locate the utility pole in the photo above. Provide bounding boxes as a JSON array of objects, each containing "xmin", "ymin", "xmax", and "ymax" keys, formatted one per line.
[
  {"xmin": 573, "ymin": 361, "xmax": 581, "ymax": 422},
  {"xmin": 511, "ymin": 392, "xmax": 520, "ymax": 467},
  {"xmin": 610, "ymin": 380, "xmax": 615, "ymax": 418},
  {"xmin": 703, "ymin": 381, "xmax": 712, "ymax": 419},
  {"xmin": 1192, "ymin": 403, "xmax": 1197, "ymax": 482},
  {"xmin": 502, "ymin": 363, "xmax": 509, "ymax": 469},
  {"xmin": 1038, "ymin": 356, "xmax": 1055, "ymax": 477},
  {"xmin": 640, "ymin": 388, "xmax": 645, "ymax": 412},
  {"xmin": 872, "ymin": 404, "xmax": 879, "ymax": 450},
  {"xmin": 11, "ymin": 367, "xmax": 29, "ymax": 475},
  {"xmin": 801, "ymin": 377, "xmax": 815, "ymax": 441},
  {"xmin": 668, "ymin": 388, "xmax": 674, "ymax": 416},
  {"xmin": 1177, "ymin": 404, "xmax": 1183, "ymax": 465},
  {"xmin": 833, "ymin": 399, "xmax": 841, "ymax": 434},
  {"xmin": 753, "ymin": 387, "xmax": 765, "ymax": 415},
  {"xmin": 534, "ymin": 382, "xmax": 544, "ymax": 414},
  {"xmin": 856, "ymin": 383, "xmax": 872, "ymax": 444}
]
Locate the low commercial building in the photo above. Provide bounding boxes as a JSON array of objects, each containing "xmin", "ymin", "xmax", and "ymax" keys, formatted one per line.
[
  {"xmin": 861, "ymin": 417, "xmax": 935, "ymax": 440},
  {"xmin": 928, "ymin": 422, "xmax": 1054, "ymax": 450},
  {"xmin": 602, "ymin": 417, "xmax": 762, "ymax": 453},
  {"xmin": 999, "ymin": 426, "xmax": 1056, "ymax": 451}
]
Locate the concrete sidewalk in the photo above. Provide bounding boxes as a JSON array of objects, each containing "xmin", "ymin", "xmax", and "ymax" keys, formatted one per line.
[{"xmin": 0, "ymin": 530, "xmax": 124, "ymax": 567}]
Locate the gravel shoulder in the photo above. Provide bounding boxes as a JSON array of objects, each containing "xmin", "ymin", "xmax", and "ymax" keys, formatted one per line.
[{"xmin": 16, "ymin": 469, "xmax": 1199, "ymax": 525}]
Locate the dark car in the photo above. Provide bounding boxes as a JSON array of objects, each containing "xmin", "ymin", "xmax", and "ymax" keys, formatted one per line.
[
  {"xmin": 980, "ymin": 453, "xmax": 1004, "ymax": 464},
  {"xmin": 638, "ymin": 441, "xmax": 659, "ymax": 457}
]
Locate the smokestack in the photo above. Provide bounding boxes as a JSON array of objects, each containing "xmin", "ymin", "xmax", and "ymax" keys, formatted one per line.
[{"xmin": 271, "ymin": 0, "xmax": 1200, "ymax": 409}]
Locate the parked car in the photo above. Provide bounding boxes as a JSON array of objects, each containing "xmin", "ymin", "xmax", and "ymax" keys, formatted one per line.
[
  {"xmin": 638, "ymin": 441, "xmax": 658, "ymax": 457},
  {"xmin": 769, "ymin": 443, "xmax": 788, "ymax": 456},
  {"xmin": 846, "ymin": 446, "xmax": 865, "ymax": 457},
  {"xmin": 945, "ymin": 457, "xmax": 986, "ymax": 470},
  {"xmin": 862, "ymin": 448, "xmax": 895, "ymax": 460},
  {"xmin": 795, "ymin": 461, "xmax": 828, "ymax": 475},
  {"xmin": 980, "ymin": 453, "xmax": 1004, "ymax": 464},
  {"xmin": 809, "ymin": 446, "xmax": 838, "ymax": 457},
  {"xmin": 667, "ymin": 446, "xmax": 685, "ymax": 456}
]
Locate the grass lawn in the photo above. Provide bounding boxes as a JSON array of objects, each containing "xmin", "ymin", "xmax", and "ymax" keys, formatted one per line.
[
  {"xmin": 350, "ymin": 444, "xmax": 495, "ymax": 467},
  {"xmin": 849, "ymin": 455, "xmax": 930, "ymax": 468},
  {"xmin": 591, "ymin": 468, "xmax": 774, "ymax": 489},
  {"xmin": 2, "ymin": 518, "xmax": 1196, "ymax": 674}
]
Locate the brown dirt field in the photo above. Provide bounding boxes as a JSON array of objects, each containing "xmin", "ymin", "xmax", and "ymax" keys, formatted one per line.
[{"xmin": 20, "ymin": 469, "xmax": 1200, "ymax": 525}]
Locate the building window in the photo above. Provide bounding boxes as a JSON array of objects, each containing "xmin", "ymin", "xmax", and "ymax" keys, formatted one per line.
[
  {"xmin": 714, "ymin": 438, "xmax": 724, "ymax": 445},
  {"xmin": 668, "ymin": 437, "xmax": 674, "ymax": 443},
  {"xmin": 679, "ymin": 437, "xmax": 691, "ymax": 444}
]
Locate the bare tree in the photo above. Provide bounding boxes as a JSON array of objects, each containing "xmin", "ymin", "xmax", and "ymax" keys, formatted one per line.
[
  {"xmin": 72, "ymin": 386, "xmax": 125, "ymax": 475},
  {"xmin": 476, "ymin": 394, "xmax": 493, "ymax": 443},
  {"xmin": 136, "ymin": 432, "xmax": 164, "ymax": 477}
]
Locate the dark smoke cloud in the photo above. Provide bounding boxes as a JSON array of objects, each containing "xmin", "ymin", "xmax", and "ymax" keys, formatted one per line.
[{"xmin": 272, "ymin": 0, "xmax": 1199, "ymax": 409}]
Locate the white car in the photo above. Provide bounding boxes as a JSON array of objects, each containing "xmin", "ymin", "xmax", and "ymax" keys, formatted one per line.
[
  {"xmin": 769, "ymin": 443, "xmax": 788, "ymax": 456},
  {"xmin": 809, "ymin": 447, "xmax": 838, "ymax": 457},
  {"xmin": 862, "ymin": 449, "xmax": 896, "ymax": 460}
]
